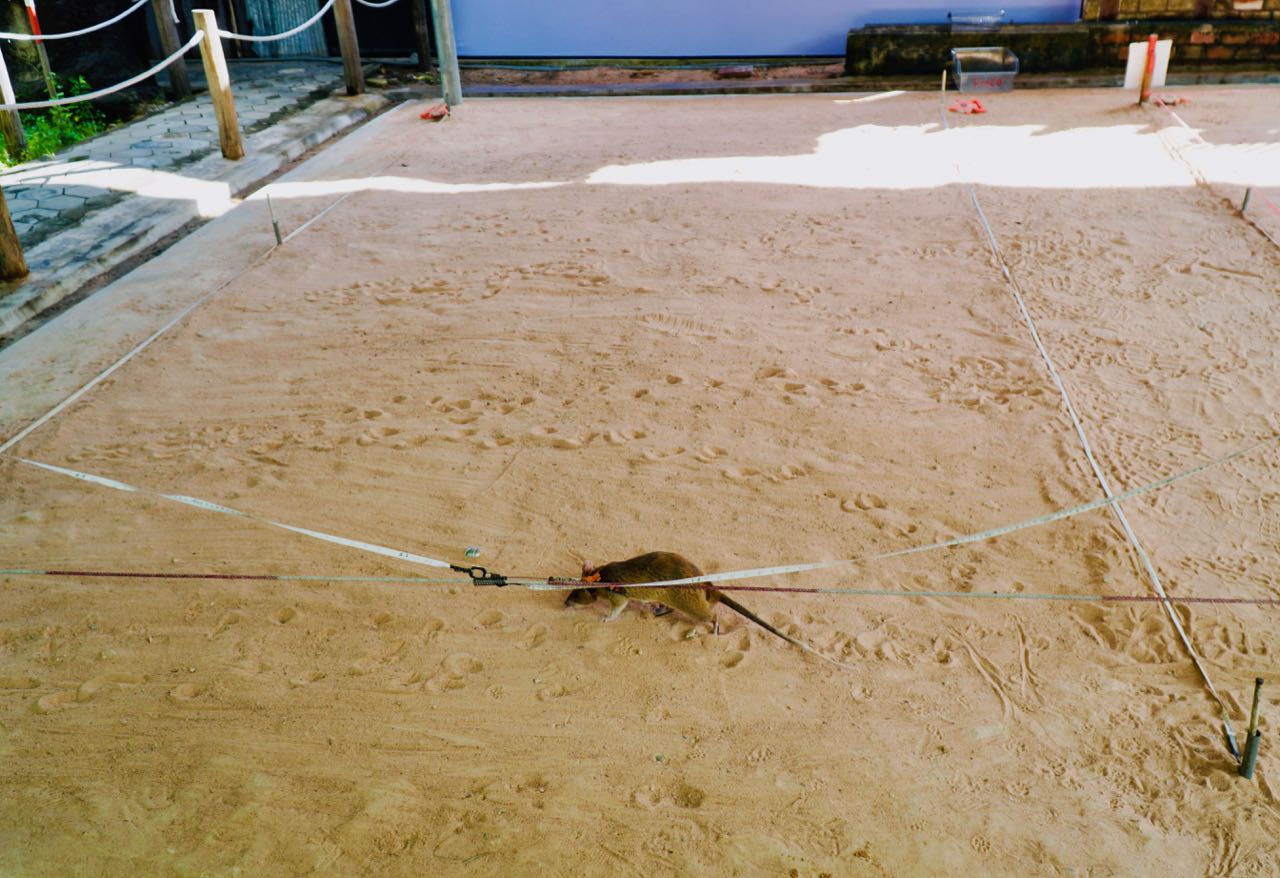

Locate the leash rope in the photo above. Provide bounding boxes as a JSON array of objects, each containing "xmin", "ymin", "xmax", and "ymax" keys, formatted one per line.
[{"xmin": 5, "ymin": 567, "xmax": 1280, "ymax": 607}]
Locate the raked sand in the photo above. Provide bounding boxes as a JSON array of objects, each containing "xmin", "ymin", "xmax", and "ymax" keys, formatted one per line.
[{"xmin": 2, "ymin": 88, "xmax": 1279, "ymax": 875}]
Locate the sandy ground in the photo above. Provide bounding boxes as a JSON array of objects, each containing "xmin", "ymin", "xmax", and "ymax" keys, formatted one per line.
[{"xmin": 2, "ymin": 87, "xmax": 1280, "ymax": 876}]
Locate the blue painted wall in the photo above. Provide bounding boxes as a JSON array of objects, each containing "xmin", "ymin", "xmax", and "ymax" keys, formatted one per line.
[{"xmin": 453, "ymin": 1, "xmax": 1081, "ymax": 57}]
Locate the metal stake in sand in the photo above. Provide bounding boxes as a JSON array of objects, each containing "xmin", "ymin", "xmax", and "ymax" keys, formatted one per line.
[
  {"xmin": 1241, "ymin": 187, "xmax": 1253, "ymax": 214},
  {"xmin": 1240, "ymin": 678, "xmax": 1264, "ymax": 779},
  {"xmin": 266, "ymin": 194, "xmax": 282, "ymax": 246}
]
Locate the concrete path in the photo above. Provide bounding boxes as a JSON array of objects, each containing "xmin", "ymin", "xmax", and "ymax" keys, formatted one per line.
[{"xmin": 0, "ymin": 60, "xmax": 389, "ymax": 341}]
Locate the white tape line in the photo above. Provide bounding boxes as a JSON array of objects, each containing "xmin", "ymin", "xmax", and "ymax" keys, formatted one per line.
[
  {"xmin": 18, "ymin": 458, "xmax": 453, "ymax": 569},
  {"xmin": 941, "ymin": 96, "xmax": 1238, "ymax": 734},
  {"xmin": 533, "ymin": 433, "xmax": 1278, "ymax": 590}
]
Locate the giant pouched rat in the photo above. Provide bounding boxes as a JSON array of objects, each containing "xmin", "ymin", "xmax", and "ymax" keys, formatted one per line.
[{"xmin": 563, "ymin": 551, "xmax": 850, "ymax": 669}]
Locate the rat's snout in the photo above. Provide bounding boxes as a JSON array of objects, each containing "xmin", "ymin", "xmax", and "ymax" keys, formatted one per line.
[{"xmin": 581, "ymin": 560, "xmax": 596, "ymax": 577}]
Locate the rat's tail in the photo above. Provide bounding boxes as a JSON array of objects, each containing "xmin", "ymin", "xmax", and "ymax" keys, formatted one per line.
[{"xmin": 715, "ymin": 593, "xmax": 854, "ymax": 671}]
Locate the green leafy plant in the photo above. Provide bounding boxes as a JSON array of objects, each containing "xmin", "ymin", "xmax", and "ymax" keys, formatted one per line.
[{"xmin": 0, "ymin": 74, "xmax": 106, "ymax": 165}]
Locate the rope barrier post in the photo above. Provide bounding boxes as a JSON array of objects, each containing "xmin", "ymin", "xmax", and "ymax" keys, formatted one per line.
[
  {"xmin": 192, "ymin": 11, "xmax": 244, "ymax": 160},
  {"xmin": 0, "ymin": 48, "xmax": 27, "ymax": 157},
  {"xmin": 0, "ymin": 187, "xmax": 30, "ymax": 281},
  {"xmin": 149, "ymin": 0, "xmax": 191, "ymax": 99},
  {"xmin": 430, "ymin": 0, "xmax": 461, "ymax": 106},
  {"xmin": 410, "ymin": 0, "xmax": 432, "ymax": 72},
  {"xmin": 332, "ymin": 0, "xmax": 365, "ymax": 96},
  {"xmin": 1138, "ymin": 33, "xmax": 1157, "ymax": 106},
  {"xmin": 22, "ymin": 0, "xmax": 57, "ymax": 103}
]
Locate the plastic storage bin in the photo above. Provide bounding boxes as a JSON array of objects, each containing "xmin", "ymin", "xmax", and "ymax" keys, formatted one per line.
[{"xmin": 950, "ymin": 47, "xmax": 1019, "ymax": 93}]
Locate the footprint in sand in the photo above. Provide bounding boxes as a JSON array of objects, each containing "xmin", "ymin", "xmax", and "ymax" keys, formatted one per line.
[
  {"xmin": 425, "ymin": 653, "xmax": 484, "ymax": 693},
  {"xmin": 474, "ymin": 610, "xmax": 505, "ymax": 629},
  {"xmin": 519, "ymin": 623, "xmax": 549, "ymax": 650},
  {"xmin": 209, "ymin": 611, "xmax": 241, "ymax": 639},
  {"xmin": 478, "ymin": 434, "xmax": 516, "ymax": 450},
  {"xmin": 693, "ymin": 446, "xmax": 727, "ymax": 464},
  {"xmin": 536, "ymin": 683, "xmax": 569, "ymax": 702},
  {"xmin": 639, "ymin": 446, "xmax": 686, "ymax": 463},
  {"xmin": 370, "ymin": 611, "xmax": 393, "ymax": 629},
  {"xmin": 605, "ymin": 429, "xmax": 646, "ymax": 446},
  {"xmin": 272, "ymin": 607, "xmax": 297, "ymax": 625},
  {"xmin": 289, "ymin": 670, "xmax": 326, "ymax": 688},
  {"xmin": 841, "ymin": 493, "xmax": 887, "ymax": 512},
  {"xmin": 665, "ymin": 375, "xmax": 685, "ymax": 385},
  {"xmin": 168, "ymin": 682, "xmax": 204, "ymax": 703},
  {"xmin": 421, "ymin": 618, "xmax": 445, "ymax": 640},
  {"xmin": 720, "ymin": 651, "xmax": 745, "ymax": 669}
]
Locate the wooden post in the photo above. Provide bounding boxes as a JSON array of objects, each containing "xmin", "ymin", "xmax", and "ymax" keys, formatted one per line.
[
  {"xmin": 410, "ymin": 0, "xmax": 432, "ymax": 72},
  {"xmin": 430, "ymin": 0, "xmax": 461, "ymax": 106},
  {"xmin": 1138, "ymin": 33, "xmax": 1157, "ymax": 106},
  {"xmin": 192, "ymin": 9, "xmax": 244, "ymax": 160},
  {"xmin": 0, "ymin": 188, "xmax": 29, "ymax": 281},
  {"xmin": 22, "ymin": 1, "xmax": 58, "ymax": 103},
  {"xmin": 0, "ymin": 48, "xmax": 27, "ymax": 158},
  {"xmin": 150, "ymin": 0, "xmax": 192, "ymax": 99},
  {"xmin": 332, "ymin": 0, "xmax": 364, "ymax": 96}
]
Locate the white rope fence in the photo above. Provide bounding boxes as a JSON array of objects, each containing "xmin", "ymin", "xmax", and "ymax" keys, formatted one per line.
[
  {"xmin": 353, "ymin": 0, "xmax": 403, "ymax": 8},
  {"xmin": 0, "ymin": 0, "xmax": 151, "ymax": 41},
  {"xmin": 0, "ymin": 30, "xmax": 203, "ymax": 110},
  {"xmin": 217, "ymin": 0, "xmax": 336, "ymax": 43}
]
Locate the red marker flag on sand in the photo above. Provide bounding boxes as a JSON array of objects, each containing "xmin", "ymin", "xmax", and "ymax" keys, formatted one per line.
[{"xmin": 420, "ymin": 103, "xmax": 450, "ymax": 122}]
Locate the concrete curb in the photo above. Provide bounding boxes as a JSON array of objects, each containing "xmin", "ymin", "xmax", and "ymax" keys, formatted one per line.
[
  {"xmin": 463, "ymin": 68, "xmax": 1280, "ymax": 98},
  {"xmin": 0, "ymin": 92, "xmax": 389, "ymax": 341}
]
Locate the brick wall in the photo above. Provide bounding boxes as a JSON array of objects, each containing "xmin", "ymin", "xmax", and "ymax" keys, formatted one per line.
[
  {"xmin": 1083, "ymin": 0, "xmax": 1279, "ymax": 18},
  {"xmin": 846, "ymin": 19, "xmax": 1280, "ymax": 74}
]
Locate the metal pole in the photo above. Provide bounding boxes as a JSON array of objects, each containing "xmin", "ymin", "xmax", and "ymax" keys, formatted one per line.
[
  {"xmin": 430, "ymin": 0, "xmax": 461, "ymax": 106},
  {"xmin": 1240, "ymin": 732, "xmax": 1262, "ymax": 780},
  {"xmin": 150, "ymin": 0, "xmax": 192, "ymax": 99},
  {"xmin": 0, "ymin": 48, "xmax": 27, "ymax": 158},
  {"xmin": 0, "ymin": 187, "xmax": 29, "ymax": 281},
  {"xmin": 1248, "ymin": 678, "xmax": 1264, "ymax": 738},
  {"xmin": 410, "ymin": 0, "xmax": 432, "ymax": 72},
  {"xmin": 192, "ymin": 9, "xmax": 244, "ymax": 160},
  {"xmin": 332, "ymin": 0, "xmax": 365, "ymax": 96}
]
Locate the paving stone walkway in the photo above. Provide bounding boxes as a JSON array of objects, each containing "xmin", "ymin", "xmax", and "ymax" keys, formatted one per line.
[
  {"xmin": 1, "ymin": 60, "xmax": 344, "ymax": 249},
  {"xmin": 0, "ymin": 57, "xmax": 392, "ymax": 343}
]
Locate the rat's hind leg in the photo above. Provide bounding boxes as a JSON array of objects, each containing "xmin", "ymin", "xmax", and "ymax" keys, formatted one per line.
[{"xmin": 602, "ymin": 590, "xmax": 630, "ymax": 622}]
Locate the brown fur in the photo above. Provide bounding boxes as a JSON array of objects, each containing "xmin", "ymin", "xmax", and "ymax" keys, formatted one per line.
[{"xmin": 564, "ymin": 551, "xmax": 851, "ymax": 669}]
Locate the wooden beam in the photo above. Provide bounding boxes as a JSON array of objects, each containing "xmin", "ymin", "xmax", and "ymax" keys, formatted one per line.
[
  {"xmin": 332, "ymin": 0, "xmax": 365, "ymax": 96},
  {"xmin": 150, "ymin": 0, "xmax": 192, "ymax": 99},
  {"xmin": 430, "ymin": 0, "xmax": 461, "ymax": 106},
  {"xmin": 192, "ymin": 9, "xmax": 244, "ymax": 160},
  {"xmin": 410, "ymin": 0, "xmax": 432, "ymax": 72}
]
